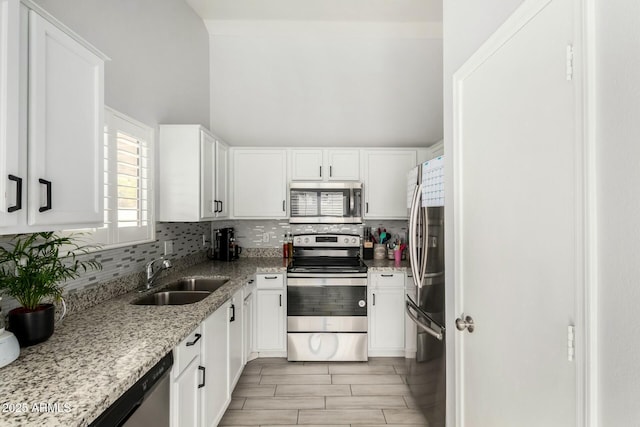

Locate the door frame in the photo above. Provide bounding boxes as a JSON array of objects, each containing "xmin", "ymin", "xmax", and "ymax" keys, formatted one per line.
[{"xmin": 447, "ymin": 0, "xmax": 597, "ymax": 425}]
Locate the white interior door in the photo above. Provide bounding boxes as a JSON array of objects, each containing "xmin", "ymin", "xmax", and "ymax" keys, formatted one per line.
[{"xmin": 452, "ymin": 0, "xmax": 579, "ymax": 425}]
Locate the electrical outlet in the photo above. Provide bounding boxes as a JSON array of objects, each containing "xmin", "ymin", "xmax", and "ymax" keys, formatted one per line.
[
  {"xmin": 164, "ymin": 240, "xmax": 174, "ymax": 256},
  {"xmin": 262, "ymin": 232, "xmax": 269, "ymax": 243}
]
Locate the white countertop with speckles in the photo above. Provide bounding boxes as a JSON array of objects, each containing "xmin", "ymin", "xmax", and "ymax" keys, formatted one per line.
[{"xmin": 0, "ymin": 258, "xmax": 288, "ymax": 427}]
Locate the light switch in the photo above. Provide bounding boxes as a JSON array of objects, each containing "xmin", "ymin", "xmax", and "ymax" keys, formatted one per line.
[{"xmin": 164, "ymin": 240, "xmax": 174, "ymax": 255}]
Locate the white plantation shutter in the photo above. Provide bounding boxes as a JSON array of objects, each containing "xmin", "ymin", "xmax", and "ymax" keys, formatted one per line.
[{"xmin": 66, "ymin": 108, "xmax": 154, "ymax": 248}]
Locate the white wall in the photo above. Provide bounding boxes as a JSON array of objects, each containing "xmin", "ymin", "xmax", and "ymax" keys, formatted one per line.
[
  {"xmin": 33, "ymin": 0, "xmax": 210, "ymax": 127},
  {"xmin": 595, "ymin": 0, "xmax": 640, "ymax": 424},
  {"xmin": 442, "ymin": 0, "xmax": 526, "ymax": 424},
  {"xmin": 207, "ymin": 20, "xmax": 443, "ymax": 147}
]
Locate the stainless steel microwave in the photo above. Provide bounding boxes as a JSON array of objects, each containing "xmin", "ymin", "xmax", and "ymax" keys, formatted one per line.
[{"xmin": 289, "ymin": 182, "xmax": 363, "ymax": 224}]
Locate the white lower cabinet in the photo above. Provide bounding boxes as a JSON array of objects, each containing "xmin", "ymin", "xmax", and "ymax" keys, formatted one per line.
[
  {"xmin": 254, "ymin": 273, "xmax": 286, "ymax": 356},
  {"xmin": 243, "ymin": 277, "xmax": 256, "ymax": 363},
  {"xmin": 228, "ymin": 288, "xmax": 244, "ymax": 390},
  {"xmin": 201, "ymin": 301, "xmax": 230, "ymax": 427},
  {"xmin": 171, "ymin": 328, "xmax": 203, "ymax": 427},
  {"xmin": 368, "ymin": 272, "xmax": 406, "ymax": 357}
]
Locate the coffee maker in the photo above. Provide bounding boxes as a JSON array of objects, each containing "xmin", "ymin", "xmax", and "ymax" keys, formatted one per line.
[{"xmin": 211, "ymin": 227, "xmax": 241, "ymax": 261}]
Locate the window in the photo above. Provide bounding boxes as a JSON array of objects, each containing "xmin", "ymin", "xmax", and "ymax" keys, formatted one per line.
[{"xmin": 75, "ymin": 107, "xmax": 155, "ymax": 248}]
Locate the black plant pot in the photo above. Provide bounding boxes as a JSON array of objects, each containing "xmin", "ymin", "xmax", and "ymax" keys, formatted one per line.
[{"xmin": 8, "ymin": 304, "xmax": 55, "ymax": 347}]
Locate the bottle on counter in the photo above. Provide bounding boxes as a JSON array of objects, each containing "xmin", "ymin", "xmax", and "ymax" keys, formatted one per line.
[
  {"xmin": 287, "ymin": 232, "xmax": 294, "ymax": 258},
  {"xmin": 283, "ymin": 233, "xmax": 289, "ymax": 258}
]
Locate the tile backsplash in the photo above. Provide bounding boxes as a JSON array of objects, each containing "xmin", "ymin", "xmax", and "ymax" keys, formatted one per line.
[{"xmin": 214, "ymin": 219, "xmax": 409, "ymax": 249}]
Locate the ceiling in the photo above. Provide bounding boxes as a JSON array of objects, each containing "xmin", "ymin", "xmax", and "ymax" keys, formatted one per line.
[
  {"xmin": 185, "ymin": 0, "xmax": 443, "ymax": 147},
  {"xmin": 185, "ymin": 0, "xmax": 442, "ymax": 23}
]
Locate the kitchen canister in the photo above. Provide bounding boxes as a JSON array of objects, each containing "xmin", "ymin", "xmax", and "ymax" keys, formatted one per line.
[{"xmin": 373, "ymin": 244, "xmax": 386, "ymax": 260}]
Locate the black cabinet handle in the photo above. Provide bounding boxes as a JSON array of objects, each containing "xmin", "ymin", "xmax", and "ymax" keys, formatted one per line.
[
  {"xmin": 198, "ymin": 366, "xmax": 206, "ymax": 388},
  {"xmin": 319, "ymin": 166, "xmax": 322, "ymax": 177},
  {"xmin": 230, "ymin": 303, "xmax": 235, "ymax": 322},
  {"xmin": 372, "ymin": 293, "xmax": 376, "ymax": 306},
  {"xmin": 330, "ymin": 165, "xmax": 332, "ymax": 177},
  {"xmin": 186, "ymin": 333, "xmax": 201, "ymax": 347},
  {"xmin": 381, "ymin": 274, "xmax": 394, "ymax": 277},
  {"xmin": 38, "ymin": 179, "xmax": 52, "ymax": 212},
  {"xmin": 366, "ymin": 202, "xmax": 369, "ymax": 214},
  {"xmin": 8, "ymin": 175, "xmax": 22, "ymax": 212},
  {"xmin": 283, "ymin": 200, "xmax": 286, "ymax": 212},
  {"xmin": 264, "ymin": 276, "xmax": 278, "ymax": 280},
  {"xmin": 213, "ymin": 200, "xmax": 219, "ymax": 213},
  {"xmin": 219, "ymin": 200, "xmax": 223, "ymax": 213},
  {"xmin": 279, "ymin": 294, "xmax": 282, "ymax": 307}
]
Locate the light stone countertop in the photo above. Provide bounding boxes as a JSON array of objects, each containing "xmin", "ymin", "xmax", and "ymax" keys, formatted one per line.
[
  {"xmin": 364, "ymin": 258, "xmax": 412, "ymax": 273},
  {"xmin": 0, "ymin": 257, "xmax": 288, "ymax": 427}
]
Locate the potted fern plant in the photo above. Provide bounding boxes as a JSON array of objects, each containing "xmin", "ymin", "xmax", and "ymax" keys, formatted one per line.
[{"xmin": 0, "ymin": 232, "xmax": 101, "ymax": 347}]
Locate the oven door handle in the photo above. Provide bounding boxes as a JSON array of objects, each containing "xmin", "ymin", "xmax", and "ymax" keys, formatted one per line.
[{"xmin": 405, "ymin": 295, "xmax": 444, "ymax": 341}]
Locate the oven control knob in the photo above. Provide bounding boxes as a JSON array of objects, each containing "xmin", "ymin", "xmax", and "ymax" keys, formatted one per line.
[
  {"xmin": 343, "ymin": 237, "xmax": 349, "ymax": 244},
  {"xmin": 295, "ymin": 237, "xmax": 301, "ymax": 245},
  {"xmin": 351, "ymin": 237, "xmax": 357, "ymax": 244},
  {"xmin": 358, "ymin": 300, "xmax": 366, "ymax": 308},
  {"xmin": 304, "ymin": 237, "xmax": 310, "ymax": 243}
]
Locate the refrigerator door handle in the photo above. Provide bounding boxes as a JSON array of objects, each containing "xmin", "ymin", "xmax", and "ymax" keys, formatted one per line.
[
  {"xmin": 409, "ymin": 184, "xmax": 422, "ymax": 289},
  {"xmin": 405, "ymin": 295, "xmax": 444, "ymax": 341}
]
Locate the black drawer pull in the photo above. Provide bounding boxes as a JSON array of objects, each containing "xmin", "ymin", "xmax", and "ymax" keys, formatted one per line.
[
  {"xmin": 381, "ymin": 274, "xmax": 394, "ymax": 277},
  {"xmin": 8, "ymin": 175, "xmax": 22, "ymax": 212},
  {"xmin": 279, "ymin": 294, "xmax": 282, "ymax": 307},
  {"xmin": 38, "ymin": 178, "xmax": 52, "ymax": 212},
  {"xmin": 373, "ymin": 293, "xmax": 376, "ymax": 306},
  {"xmin": 186, "ymin": 333, "xmax": 201, "ymax": 346},
  {"xmin": 198, "ymin": 366, "xmax": 206, "ymax": 388},
  {"xmin": 230, "ymin": 303, "xmax": 235, "ymax": 322},
  {"xmin": 319, "ymin": 166, "xmax": 322, "ymax": 177},
  {"xmin": 264, "ymin": 276, "xmax": 278, "ymax": 280}
]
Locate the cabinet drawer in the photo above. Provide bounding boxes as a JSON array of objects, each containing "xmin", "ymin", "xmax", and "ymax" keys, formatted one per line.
[
  {"xmin": 256, "ymin": 273, "xmax": 284, "ymax": 289},
  {"xmin": 174, "ymin": 326, "xmax": 202, "ymax": 377},
  {"xmin": 370, "ymin": 272, "xmax": 405, "ymax": 288}
]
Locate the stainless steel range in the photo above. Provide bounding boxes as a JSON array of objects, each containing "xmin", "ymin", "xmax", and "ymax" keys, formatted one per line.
[{"xmin": 287, "ymin": 233, "xmax": 368, "ymax": 362}]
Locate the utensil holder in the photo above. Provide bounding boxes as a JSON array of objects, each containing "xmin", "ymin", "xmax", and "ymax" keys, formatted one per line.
[{"xmin": 373, "ymin": 244, "xmax": 386, "ymax": 260}]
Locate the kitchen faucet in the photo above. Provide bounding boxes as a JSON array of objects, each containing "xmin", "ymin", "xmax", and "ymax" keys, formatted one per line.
[{"xmin": 145, "ymin": 257, "xmax": 172, "ymax": 290}]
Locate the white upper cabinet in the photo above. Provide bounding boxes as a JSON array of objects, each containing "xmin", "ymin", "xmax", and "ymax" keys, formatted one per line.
[
  {"xmin": 232, "ymin": 149, "xmax": 287, "ymax": 218},
  {"xmin": 0, "ymin": 0, "xmax": 21, "ymax": 230},
  {"xmin": 290, "ymin": 149, "xmax": 359, "ymax": 181},
  {"xmin": 159, "ymin": 125, "xmax": 228, "ymax": 221},
  {"xmin": 326, "ymin": 149, "xmax": 360, "ymax": 181},
  {"xmin": 1, "ymin": 3, "xmax": 106, "ymax": 234},
  {"xmin": 215, "ymin": 140, "xmax": 229, "ymax": 218},
  {"xmin": 363, "ymin": 149, "xmax": 417, "ymax": 219},
  {"xmin": 291, "ymin": 149, "xmax": 324, "ymax": 181}
]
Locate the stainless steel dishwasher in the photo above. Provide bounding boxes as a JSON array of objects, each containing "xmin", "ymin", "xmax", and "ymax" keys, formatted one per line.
[{"xmin": 90, "ymin": 351, "xmax": 173, "ymax": 427}]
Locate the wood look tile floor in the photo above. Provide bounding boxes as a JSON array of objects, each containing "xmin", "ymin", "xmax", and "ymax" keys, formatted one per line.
[{"xmin": 219, "ymin": 358, "xmax": 431, "ymax": 426}]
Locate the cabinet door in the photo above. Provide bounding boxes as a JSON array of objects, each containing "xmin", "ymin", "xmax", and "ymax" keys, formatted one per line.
[
  {"xmin": 255, "ymin": 289, "xmax": 285, "ymax": 352},
  {"xmin": 228, "ymin": 289, "xmax": 244, "ymax": 390},
  {"xmin": 327, "ymin": 149, "xmax": 360, "ymax": 181},
  {"xmin": 368, "ymin": 287, "xmax": 405, "ymax": 354},
  {"xmin": 291, "ymin": 149, "xmax": 324, "ymax": 181},
  {"xmin": 28, "ymin": 11, "xmax": 103, "ymax": 227},
  {"xmin": 215, "ymin": 140, "xmax": 229, "ymax": 218},
  {"xmin": 232, "ymin": 149, "xmax": 287, "ymax": 218},
  {"xmin": 243, "ymin": 290, "xmax": 254, "ymax": 363},
  {"xmin": 200, "ymin": 131, "xmax": 216, "ymax": 220},
  {"xmin": 0, "ymin": 0, "xmax": 22, "ymax": 230},
  {"xmin": 172, "ymin": 356, "xmax": 201, "ymax": 427},
  {"xmin": 201, "ymin": 303, "xmax": 230, "ymax": 427},
  {"xmin": 363, "ymin": 150, "xmax": 417, "ymax": 219}
]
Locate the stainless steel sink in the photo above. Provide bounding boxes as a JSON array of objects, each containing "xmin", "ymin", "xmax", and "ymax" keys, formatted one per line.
[
  {"xmin": 132, "ymin": 291, "xmax": 211, "ymax": 305},
  {"xmin": 163, "ymin": 278, "xmax": 229, "ymax": 293}
]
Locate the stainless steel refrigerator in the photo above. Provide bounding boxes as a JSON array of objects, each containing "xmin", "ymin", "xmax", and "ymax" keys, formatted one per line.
[{"xmin": 405, "ymin": 157, "xmax": 445, "ymax": 427}]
